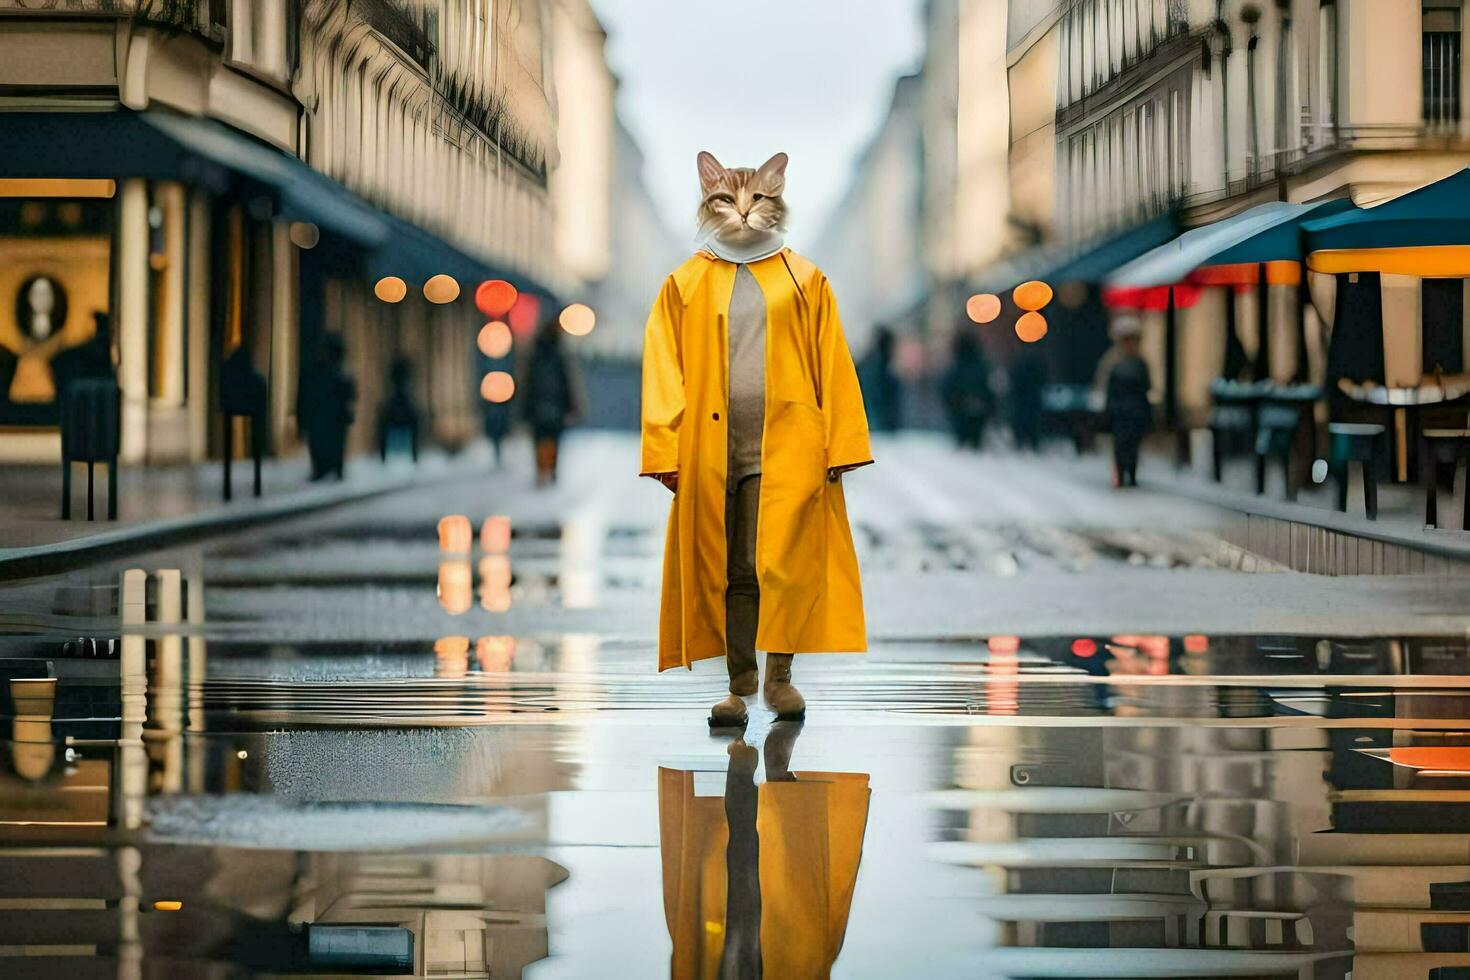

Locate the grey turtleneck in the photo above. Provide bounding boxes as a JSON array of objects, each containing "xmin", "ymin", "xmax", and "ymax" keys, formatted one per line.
[{"xmin": 726, "ymin": 264, "xmax": 766, "ymax": 487}]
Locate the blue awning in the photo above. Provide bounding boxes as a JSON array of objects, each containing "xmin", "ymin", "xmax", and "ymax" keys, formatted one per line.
[
  {"xmin": 1302, "ymin": 168, "xmax": 1470, "ymax": 251},
  {"xmin": 0, "ymin": 110, "xmax": 555, "ymax": 298},
  {"xmin": 972, "ymin": 214, "xmax": 1178, "ymax": 293},
  {"xmin": 1107, "ymin": 199, "xmax": 1354, "ymax": 288}
]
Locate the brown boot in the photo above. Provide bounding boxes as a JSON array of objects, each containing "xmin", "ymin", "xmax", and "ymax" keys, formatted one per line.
[
  {"xmin": 710, "ymin": 648, "xmax": 758, "ymax": 728},
  {"xmin": 763, "ymin": 653, "xmax": 806, "ymax": 720}
]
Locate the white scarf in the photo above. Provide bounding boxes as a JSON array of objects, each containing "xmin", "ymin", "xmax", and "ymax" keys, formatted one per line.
[{"xmin": 694, "ymin": 221, "xmax": 785, "ymax": 264}]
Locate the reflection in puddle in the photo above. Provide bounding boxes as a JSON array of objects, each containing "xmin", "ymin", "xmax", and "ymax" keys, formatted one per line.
[
  {"xmin": 659, "ymin": 723, "xmax": 870, "ymax": 979},
  {"xmin": 14, "ymin": 564, "xmax": 1470, "ymax": 974}
]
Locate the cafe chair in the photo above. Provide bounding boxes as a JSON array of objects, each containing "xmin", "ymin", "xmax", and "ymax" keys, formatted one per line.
[
  {"xmin": 1327, "ymin": 422, "xmax": 1387, "ymax": 520},
  {"xmin": 1420, "ymin": 428, "xmax": 1470, "ymax": 529},
  {"xmin": 1254, "ymin": 404, "xmax": 1303, "ymax": 500}
]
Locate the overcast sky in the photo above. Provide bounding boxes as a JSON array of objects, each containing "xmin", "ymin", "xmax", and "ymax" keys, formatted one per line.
[{"xmin": 587, "ymin": 0, "xmax": 926, "ymax": 250}]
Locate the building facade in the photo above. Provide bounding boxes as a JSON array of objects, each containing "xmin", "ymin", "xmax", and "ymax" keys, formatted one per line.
[
  {"xmin": 1006, "ymin": 0, "xmax": 1470, "ymax": 431},
  {"xmin": 0, "ymin": 0, "xmax": 647, "ymax": 468}
]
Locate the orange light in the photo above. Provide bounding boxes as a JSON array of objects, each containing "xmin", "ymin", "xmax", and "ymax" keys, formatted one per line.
[
  {"xmin": 479, "ymin": 554, "xmax": 511, "ymax": 612},
  {"xmin": 1071, "ymin": 638, "xmax": 1098, "ymax": 658},
  {"xmin": 559, "ymin": 303, "xmax": 596, "ymax": 337},
  {"xmin": 374, "ymin": 276, "xmax": 407, "ymax": 303},
  {"xmin": 476, "ymin": 279, "xmax": 518, "ymax": 318},
  {"xmin": 1183, "ymin": 634, "xmax": 1210, "ymax": 654},
  {"xmin": 1013, "ymin": 280, "xmax": 1054, "ymax": 311},
  {"xmin": 1015, "ymin": 311, "xmax": 1048, "ymax": 343},
  {"xmin": 508, "ymin": 292, "xmax": 541, "ymax": 336},
  {"xmin": 477, "ymin": 321, "xmax": 513, "ymax": 359},
  {"xmin": 434, "ymin": 635, "xmax": 470, "ymax": 676},
  {"xmin": 480, "ymin": 371, "xmax": 515, "ymax": 403},
  {"xmin": 480, "ymin": 515, "xmax": 512, "ymax": 553},
  {"xmin": 424, "ymin": 274, "xmax": 460, "ymax": 304},
  {"xmin": 966, "ymin": 293, "xmax": 1001, "ymax": 324},
  {"xmin": 437, "ymin": 515, "xmax": 473, "ymax": 554},
  {"xmin": 436, "ymin": 561, "xmax": 473, "ymax": 615},
  {"xmin": 434, "ymin": 636, "xmax": 469, "ymax": 656},
  {"xmin": 475, "ymin": 635, "xmax": 516, "ymax": 672},
  {"xmin": 987, "ymin": 635, "xmax": 1020, "ymax": 654},
  {"xmin": 152, "ymin": 900, "xmax": 183, "ymax": 912}
]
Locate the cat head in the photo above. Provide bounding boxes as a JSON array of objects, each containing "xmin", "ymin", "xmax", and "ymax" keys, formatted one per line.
[{"xmin": 695, "ymin": 150, "xmax": 788, "ymax": 245}]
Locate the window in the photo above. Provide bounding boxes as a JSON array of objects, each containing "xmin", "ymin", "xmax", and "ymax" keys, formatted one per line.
[{"xmin": 1424, "ymin": 5, "xmax": 1462, "ymax": 127}]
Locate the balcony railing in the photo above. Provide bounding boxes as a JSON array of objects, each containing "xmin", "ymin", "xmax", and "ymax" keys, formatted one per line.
[
  {"xmin": 0, "ymin": 0, "xmax": 225, "ymax": 41},
  {"xmin": 354, "ymin": 0, "xmax": 434, "ymax": 74}
]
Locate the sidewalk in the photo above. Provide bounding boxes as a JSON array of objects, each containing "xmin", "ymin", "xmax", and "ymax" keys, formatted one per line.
[
  {"xmin": 1107, "ymin": 440, "xmax": 1470, "ymax": 572},
  {"xmin": 0, "ymin": 443, "xmax": 501, "ymax": 580}
]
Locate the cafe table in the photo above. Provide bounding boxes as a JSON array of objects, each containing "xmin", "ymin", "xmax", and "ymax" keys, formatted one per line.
[{"xmin": 1336, "ymin": 374, "xmax": 1470, "ymax": 480}]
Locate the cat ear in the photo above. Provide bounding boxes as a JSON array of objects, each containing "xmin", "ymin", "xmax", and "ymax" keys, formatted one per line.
[
  {"xmin": 756, "ymin": 152, "xmax": 789, "ymax": 188},
  {"xmin": 696, "ymin": 151, "xmax": 726, "ymax": 193}
]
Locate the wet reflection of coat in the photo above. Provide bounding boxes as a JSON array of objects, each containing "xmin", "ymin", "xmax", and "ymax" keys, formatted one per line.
[
  {"xmin": 641, "ymin": 249, "xmax": 872, "ymax": 670},
  {"xmin": 657, "ymin": 768, "xmax": 871, "ymax": 979}
]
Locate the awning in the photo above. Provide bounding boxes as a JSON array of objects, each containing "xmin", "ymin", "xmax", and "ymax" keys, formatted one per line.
[
  {"xmin": 1302, "ymin": 167, "xmax": 1470, "ymax": 253},
  {"xmin": 1107, "ymin": 199, "xmax": 1354, "ymax": 289},
  {"xmin": 0, "ymin": 110, "xmax": 555, "ymax": 298},
  {"xmin": 971, "ymin": 213, "xmax": 1178, "ymax": 294}
]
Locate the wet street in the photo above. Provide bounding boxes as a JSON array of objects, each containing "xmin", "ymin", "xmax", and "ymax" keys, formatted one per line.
[{"xmin": 6, "ymin": 432, "xmax": 1470, "ymax": 978}]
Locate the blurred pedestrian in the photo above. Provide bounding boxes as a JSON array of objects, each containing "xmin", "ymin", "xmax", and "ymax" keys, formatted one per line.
[
  {"xmin": 377, "ymin": 356, "xmax": 420, "ymax": 461},
  {"xmin": 300, "ymin": 333, "xmax": 356, "ymax": 481},
  {"xmin": 857, "ymin": 325, "xmax": 902, "ymax": 432},
  {"xmin": 521, "ymin": 316, "xmax": 581, "ymax": 486},
  {"xmin": 1008, "ymin": 346, "xmax": 1046, "ymax": 452},
  {"xmin": 51, "ymin": 311, "xmax": 116, "ymax": 390},
  {"xmin": 941, "ymin": 330, "xmax": 993, "ymax": 450},
  {"xmin": 1103, "ymin": 314, "xmax": 1152, "ymax": 488}
]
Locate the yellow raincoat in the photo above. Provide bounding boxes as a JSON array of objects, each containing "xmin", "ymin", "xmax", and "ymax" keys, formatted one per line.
[
  {"xmin": 657, "ymin": 766, "xmax": 871, "ymax": 979},
  {"xmin": 641, "ymin": 249, "xmax": 872, "ymax": 671}
]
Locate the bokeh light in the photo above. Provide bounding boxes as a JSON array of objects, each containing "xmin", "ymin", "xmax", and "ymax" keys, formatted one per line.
[
  {"xmin": 475, "ymin": 279, "xmax": 518, "ymax": 318},
  {"xmin": 434, "ymin": 635, "xmax": 470, "ymax": 675},
  {"xmin": 1015, "ymin": 311, "xmax": 1048, "ymax": 343},
  {"xmin": 987, "ymin": 635, "xmax": 1020, "ymax": 654},
  {"xmin": 508, "ymin": 292, "xmax": 541, "ymax": 336},
  {"xmin": 480, "ymin": 515, "xmax": 511, "ymax": 553},
  {"xmin": 966, "ymin": 293, "xmax": 1001, "ymax": 324},
  {"xmin": 374, "ymin": 276, "xmax": 407, "ymax": 303},
  {"xmin": 480, "ymin": 371, "xmax": 515, "ymax": 403},
  {"xmin": 477, "ymin": 321, "xmax": 513, "ymax": 359},
  {"xmin": 436, "ymin": 562, "xmax": 472, "ymax": 615},
  {"xmin": 476, "ymin": 635, "xmax": 516, "ymax": 672},
  {"xmin": 288, "ymin": 222, "xmax": 319, "ymax": 250},
  {"xmin": 1183, "ymin": 634, "xmax": 1210, "ymax": 654},
  {"xmin": 437, "ymin": 515, "xmax": 472, "ymax": 553},
  {"xmin": 559, "ymin": 302, "xmax": 596, "ymax": 336},
  {"xmin": 1071, "ymin": 638, "xmax": 1098, "ymax": 658},
  {"xmin": 424, "ymin": 274, "xmax": 460, "ymax": 304},
  {"xmin": 1013, "ymin": 280, "xmax": 1054, "ymax": 311},
  {"xmin": 479, "ymin": 554, "xmax": 511, "ymax": 612}
]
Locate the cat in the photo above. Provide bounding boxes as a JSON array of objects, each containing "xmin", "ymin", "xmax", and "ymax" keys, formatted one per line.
[{"xmin": 695, "ymin": 151, "xmax": 788, "ymax": 255}]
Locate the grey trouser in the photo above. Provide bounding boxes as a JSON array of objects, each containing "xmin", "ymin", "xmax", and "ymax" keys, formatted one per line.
[{"xmin": 725, "ymin": 475, "xmax": 760, "ymax": 670}]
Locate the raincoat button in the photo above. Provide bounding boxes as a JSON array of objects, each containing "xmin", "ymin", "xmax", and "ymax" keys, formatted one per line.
[{"xmin": 712, "ymin": 412, "xmax": 720, "ymax": 421}]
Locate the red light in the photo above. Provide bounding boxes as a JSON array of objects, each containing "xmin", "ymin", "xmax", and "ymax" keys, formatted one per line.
[
  {"xmin": 1071, "ymin": 638, "xmax": 1098, "ymax": 658},
  {"xmin": 1183, "ymin": 634, "xmax": 1210, "ymax": 654},
  {"xmin": 476, "ymin": 280, "xmax": 518, "ymax": 318},
  {"xmin": 508, "ymin": 292, "xmax": 540, "ymax": 336}
]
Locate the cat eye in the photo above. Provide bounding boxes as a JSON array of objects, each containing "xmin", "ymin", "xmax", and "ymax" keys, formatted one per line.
[
  {"xmin": 710, "ymin": 193, "xmax": 734, "ymax": 205},
  {"xmin": 752, "ymin": 194, "xmax": 768, "ymax": 202}
]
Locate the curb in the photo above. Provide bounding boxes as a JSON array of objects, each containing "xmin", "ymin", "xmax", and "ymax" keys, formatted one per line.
[
  {"xmin": 0, "ymin": 459, "xmax": 484, "ymax": 582},
  {"xmin": 1157, "ymin": 469, "xmax": 1470, "ymax": 566}
]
